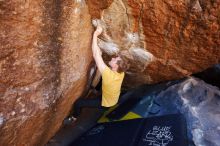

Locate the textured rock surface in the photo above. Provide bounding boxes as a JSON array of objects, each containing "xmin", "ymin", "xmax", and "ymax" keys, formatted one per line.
[
  {"xmin": 0, "ymin": 0, "xmax": 220, "ymax": 145},
  {"xmin": 0, "ymin": 0, "xmax": 93, "ymax": 145},
  {"xmin": 151, "ymin": 77, "xmax": 220, "ymax": 146},
  {"xmin": 87, "ymin": 0, "xmax": 220, "ymax": 87}
]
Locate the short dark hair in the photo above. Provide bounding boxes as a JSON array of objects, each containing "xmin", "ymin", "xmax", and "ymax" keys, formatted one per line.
[{"xmin": 116, "ymin": 55, "xmax": 130, "ymax": 73}]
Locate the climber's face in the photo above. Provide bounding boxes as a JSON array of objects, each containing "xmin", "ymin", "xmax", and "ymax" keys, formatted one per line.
[{"xmin": 109, "ymin": 57, "xmax": 121, "ymax": 71}]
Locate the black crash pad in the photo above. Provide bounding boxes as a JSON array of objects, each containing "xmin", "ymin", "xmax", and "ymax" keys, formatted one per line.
[
  {"xmin": 106, "ymin": 98, "xmax": 142, "ymax": 121},
  {"xmin": 71, "ymin": 114, "xmax": 188, "ymax": 146}
]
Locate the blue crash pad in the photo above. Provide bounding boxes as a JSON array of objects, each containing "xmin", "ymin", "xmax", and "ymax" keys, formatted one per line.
[{"xmin": 71, "ymin": 114, "xmax": 188, "ymax": 146}]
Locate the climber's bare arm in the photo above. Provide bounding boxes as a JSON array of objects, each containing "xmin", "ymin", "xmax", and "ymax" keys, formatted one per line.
[{"xmin": 92, "ymin": 26, "xmax": 107, "ymax": 73}]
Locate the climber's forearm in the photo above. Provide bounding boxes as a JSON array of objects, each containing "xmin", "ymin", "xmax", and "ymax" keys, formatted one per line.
[
  {"xmin": 92, "ymin": 33, "xmax": 106, "ymax": 73},
  {"xmin": 92, "ymin": 33, "xmax": 102, "ymax": 58}
]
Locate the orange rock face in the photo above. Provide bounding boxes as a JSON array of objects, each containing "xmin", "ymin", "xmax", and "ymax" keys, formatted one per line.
[
  {"xmin": 0, "ymin": 0, "xmax": 220, "ymax": 145},
  {"xmin": 87, "ymin": 0, "xmax": 220, "ymax": 87},
  {"xmin": 0, "ymin": 0, "xmax": 93, "ymax": 145}
]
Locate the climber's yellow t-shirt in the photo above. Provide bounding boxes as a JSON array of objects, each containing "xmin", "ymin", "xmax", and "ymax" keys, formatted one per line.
[{"xmin": 101, "ymin": 67, "xmax": 125, "ymax": 107}]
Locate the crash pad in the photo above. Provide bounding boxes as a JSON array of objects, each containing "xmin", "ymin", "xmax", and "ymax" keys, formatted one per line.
[{"xmin": 71, "ymin": 114, "xmax": 188, "ymax": 146}]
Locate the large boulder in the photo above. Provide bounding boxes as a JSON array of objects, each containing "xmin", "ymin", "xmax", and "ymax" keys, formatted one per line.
[
  {"xmin": 0, "ymin": 0, "xmax": 220, "ymax": 145},
  {"xmin": 87, "ymin": 0, "xmax": 220, "ymax": 87},
  {"xmin": 151, "ymin": 77, "xmax": 220, "ymax": 146},
  {"xmin": 0, "ymin": 0, "xmax": 93, "ymax": 145}
]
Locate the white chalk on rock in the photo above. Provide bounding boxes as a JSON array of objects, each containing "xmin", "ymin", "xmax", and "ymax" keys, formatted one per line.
[
  {"xmin": 192, "ymin": 0, "xmax": 202, "ymax": 12},
  {"xmin": 92, "ymin": 19, "xmax": 107, "ymax": 29},
  {"xmin": 75, "ymin": 0, "xmax": 82, "ymax": 3},
  {"xmin": 126, "ymin": 32, "xmax": 139, "ymax": 44},
  {"xmin": 92, "ymin": 19, "xmax": 99, "ymax": 27},
  {"xmin": 129, "ymin": 48, "xmax": 154, "ymax": 64},
  {"xmin": 98, "ymin": 39, "xmax": 119, "ymax": 55},
  {"xmin": 92, "ymin": 19, "xmax": 103, "ymax": 27}
]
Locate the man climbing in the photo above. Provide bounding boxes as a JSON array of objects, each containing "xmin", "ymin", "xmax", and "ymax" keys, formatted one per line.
[{"xmin": 64, "ymin": 24, "xmax": 130, "ymax": 123}]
